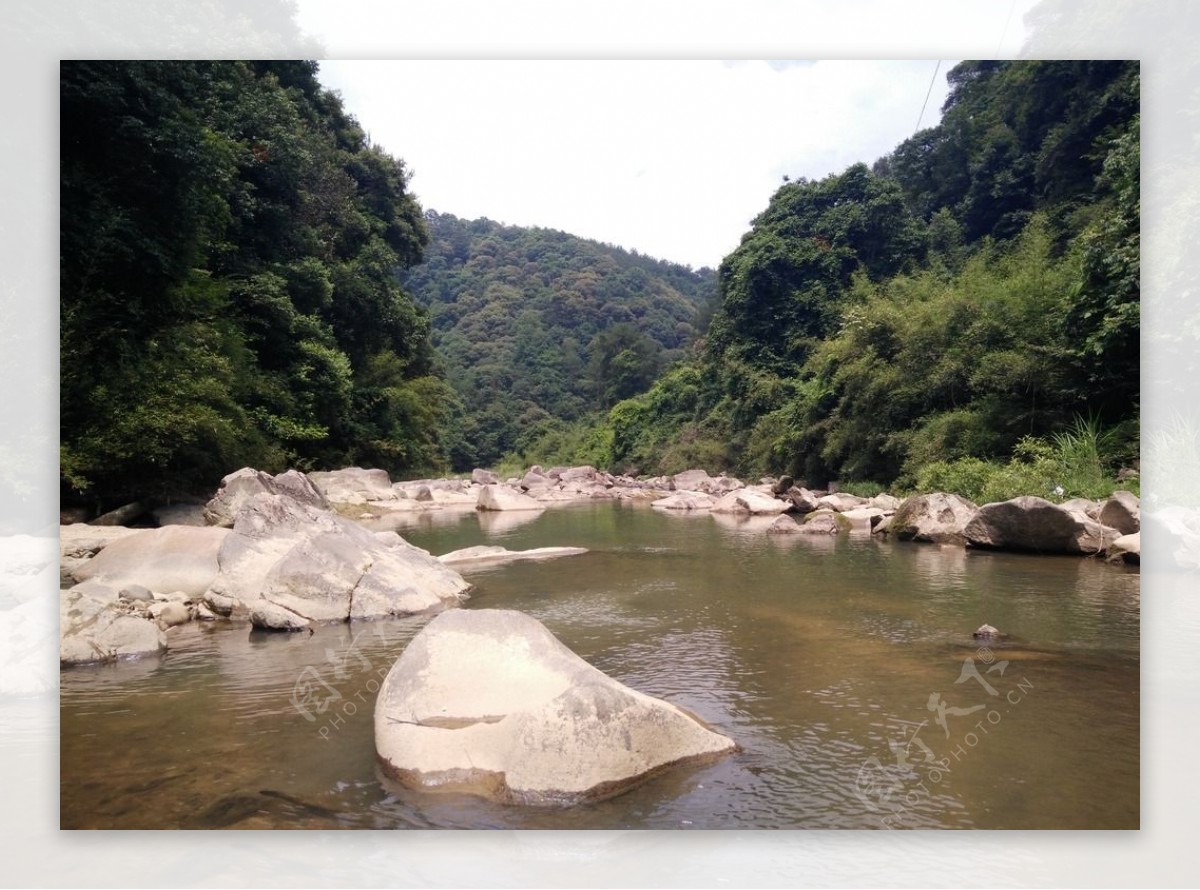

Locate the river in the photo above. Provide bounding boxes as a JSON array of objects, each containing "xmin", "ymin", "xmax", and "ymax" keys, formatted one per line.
[{"xmin": 59, "ymin": 501, "xmax": 1139, "ymax": 829}]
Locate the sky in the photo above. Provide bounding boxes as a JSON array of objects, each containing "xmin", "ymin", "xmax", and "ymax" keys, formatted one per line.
[{"xmin": 315, "ymin": 59, "xmax": 960, "ymax": 269}]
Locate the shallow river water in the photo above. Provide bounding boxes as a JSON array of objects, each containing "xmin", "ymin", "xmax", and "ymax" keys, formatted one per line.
[{"xmin": 60, "ymin": 502, "xmax": 1139, "ymax": 829}]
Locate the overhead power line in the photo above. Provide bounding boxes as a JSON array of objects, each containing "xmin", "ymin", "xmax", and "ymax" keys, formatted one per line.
[{"xmin": 915, "ymin": 59, "xmax": 942, "ymax": 134}]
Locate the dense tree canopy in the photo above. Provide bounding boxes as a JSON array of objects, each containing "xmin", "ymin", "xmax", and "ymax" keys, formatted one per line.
[
  {"xmin": 61, "ymin": 59, "xmax": 1139, "ymax": 505},
  {"xmin": 61, "ymin": 61, "xmax": 452, "ymax": 508},
  {"xmin": 400, "ymin": 212, "xmax": 715, "ymax": 469},
  {"xmin": 530, "ymin": 60, "xmax": 1140, "ymax": 490}
]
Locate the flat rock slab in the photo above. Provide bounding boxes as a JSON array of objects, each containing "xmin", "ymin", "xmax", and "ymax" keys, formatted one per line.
[
  {"xmin": 70, "ymin": 526, "xmax": 230, "ymax": 596},
  {"xmin": 59, "ymin": 524, "xmax": 142, "ymax": 559},
  {"xmin": 438, "ymin": 546, "xmax": 588, "ymax": 569},
  {"xmin": 375, "ymin": 609, "xmax": 737, "ymax": 805}
]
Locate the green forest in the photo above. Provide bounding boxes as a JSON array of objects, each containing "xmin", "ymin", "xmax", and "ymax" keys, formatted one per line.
[
  {"xmin": 400, "ymin": 213, "xmax": 714, "ymax": 469},
  {"xmin": 60, "ymin": 60, "xmax": 1139, "ymax": 510}
]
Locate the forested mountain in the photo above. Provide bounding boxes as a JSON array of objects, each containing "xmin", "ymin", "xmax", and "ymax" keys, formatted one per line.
[
  {"xmin": 400, "ymin": 213, "xmax": 715, "ymax": 469},
  {"xmin": 532, "ymin": 60, "xmax": 1140, "ymax": 498},
  {"xmin": 59, "ymin": 59, "xmax": 1140, "ymax": 509},
  {"xmin": 61, "ymin": 61, "xmax": 452, "ymax": 507}
]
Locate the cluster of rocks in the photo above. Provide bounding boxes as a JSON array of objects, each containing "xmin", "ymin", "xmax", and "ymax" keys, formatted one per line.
[
  {"xmin": 636, "ymin": 466, "xmax": 1141, "ymax": 563},
  {"xmin": 876, "ymin": 490, "xmax": 1140, "ymax": 563},
  {"xmin": 60, "ymin": 471, "xmax": 478, "ymax": 665}
]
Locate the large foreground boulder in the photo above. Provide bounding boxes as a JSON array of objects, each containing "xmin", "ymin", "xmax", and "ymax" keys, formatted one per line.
[
  {"xmin": 375, "ymin": 609, "xmax": 737, "ymax": 805},
  {"xmin": 964, "ymin": 496, "xmax": 1121, "ymax": 555},
  {"xmin": 208, "ymin": 494, "xmax": 472, "ymax": 622},
  {"xmin": 203, "ymin": 467, "xmax": 329, "ymax": 527},
  {"xmin": 887, "ymin": 492, "xmax": 979, "ymax": 544},
  {"xmin": 70, "ymin": 526, "xmax": 230, "ymax": 596},
  {"xmin": 477, "ymin": 485, "xmax": 545, "ymax": 512}
]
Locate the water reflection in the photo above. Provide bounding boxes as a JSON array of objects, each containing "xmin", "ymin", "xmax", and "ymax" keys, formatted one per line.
[{"xmin": 60, "ymin": 502, "xmax": 1139, "ymax": 829}]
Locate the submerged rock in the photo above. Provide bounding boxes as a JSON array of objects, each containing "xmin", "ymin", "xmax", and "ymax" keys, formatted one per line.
[
  {"xmin": 439, "ymin": 546, "xmax": 588, "ymax": 569},
  {"xmin": 973, "ymin": 624, "xmax": 1008, "ymax": 641},
  {"xmin": 375, "ymin": 609, "xmax": 737, "ymax": 805},
  {"xmin": 1107, "ymin": 532, "xmax": 1140, "ymax": 565}
]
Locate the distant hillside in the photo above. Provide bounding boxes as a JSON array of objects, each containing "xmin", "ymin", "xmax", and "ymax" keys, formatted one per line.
[{"xmin": 401, "ymin": 211, "xmax": 717, "ymax": 468}]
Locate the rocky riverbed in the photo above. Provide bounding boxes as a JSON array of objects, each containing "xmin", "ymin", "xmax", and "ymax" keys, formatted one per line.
[{"xmin": 59, "ymin": 463, "xmax": 1146, "ymax": 668}]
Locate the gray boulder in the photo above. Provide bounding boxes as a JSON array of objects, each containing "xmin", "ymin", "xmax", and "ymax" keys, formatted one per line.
[
  {"xmin": 1106, "ymin": 532, "xmax": 1140, "ymax": 565},
  {"xmin": 208, "ymin": 494, "xmax": 472, "ymax": 622},
  {"xmin": 71, "ymin": 525, "xmax": 229, "ymax": 596},
  {"xmin": 816, "ymin": 492, "xmax": 869, "ymax": 512},
  {"xmin": 471, "ymin": 468, "xmax": 500, "ymax": 486},
  {"xmin": 801, "ymin": 510, "xmax": 850, "ymax": 534},
  {"xmin": 204, "ymin": 467, "xmax": 329, "ymax": 527},
  {"xmin": 887, "ymin": 492, "xmax": 980, "ymax": 544},
  {"xmin": 964, "ymin": 496, "xmax": 1120, "ymax": 555},
  {"xmin": 671, "ymin": 469, "xmax": 713, "ymax": 492},
  {"xmin": 249, "ymin": 599, "xmax": 311, "ymax": 632},
  {"xmin": 784, "ymin": 487, "xmax": 821, "ymax": 514},
  {"xmin": 711, "ymin": 488, "xmax": 788, "ymax": 515},
  {"xmin": 766, "ymin": 515, "xmax": 803, "ymax": 534},
  {"xmin": 375, "ymin": 609, "xmax": 737, "ymax": 805},
  {"xmin": 518, "ymin": 469, "xmax": 551, "ymax": 491},
  {"xmin": 559, "ymin": 465, "xmax": 599, "ymax": 483},
  {"xmin": 477, "ymin": 485, "xmax": 545, "ymax": 512},
  {"xmin": 307, "ymin": 467, "xmax": 396, "ymax": 505},
  {"xmin": 153, "ymin": 601, "xmax": 191, "ymax": 628},
  {"xmin": 651, "ymin": 492, "xmax": 716, "ymax": 511},
  {"xmin": 840, "ymin": 506, "xmax": 887, "ymax": 527},
  {"xmin": 1060, "ymin": 498, "xmax": 1102, "ymax": 518},
  {"xmin": 869, "ymin": 494, "xmax": 902, "ymax": 512},
  {"xmin": 60, "ymin": 589, "xmax": 166, "ymax": 665},
  {"xmin": 118, "ymin": 584, "xmax": 155, "ymax": 604},
  {"xmin": 1098, "ymin": 491, "xmax": 1140, "ymax": 535}
]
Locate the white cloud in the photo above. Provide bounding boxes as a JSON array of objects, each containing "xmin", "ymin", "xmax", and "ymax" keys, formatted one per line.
[{"xmin": 317, "ymin": 59, "xmax": 957, "ymax": 268}]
